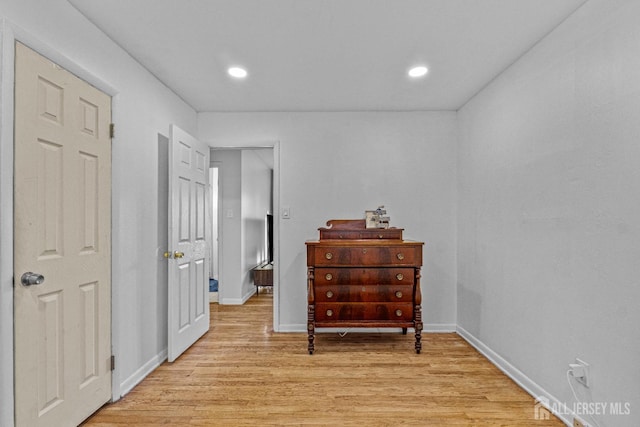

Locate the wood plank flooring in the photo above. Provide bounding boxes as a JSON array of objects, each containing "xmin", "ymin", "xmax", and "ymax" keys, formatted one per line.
[{"xmin": 83, "ymin": 294, "xmax": 564, "ymax": 426}]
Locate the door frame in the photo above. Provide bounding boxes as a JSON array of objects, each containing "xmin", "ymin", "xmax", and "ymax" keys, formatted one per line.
[
  {"xmin": 0, "ymin": 25, "xmax": 119, "ymax": 427},
  {"xmin": 209, "ymin": 142, "xmax": 281, "ymax": 331}
]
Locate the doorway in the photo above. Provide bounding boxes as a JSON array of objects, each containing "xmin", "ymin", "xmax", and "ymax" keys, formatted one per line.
[
  {"xmin": 210, "ymin": 145, "xmax": 279, "ymax": 327},
  {"xmin": 209, "ymin": 165, "xmax": 220, "ymax": 303}
]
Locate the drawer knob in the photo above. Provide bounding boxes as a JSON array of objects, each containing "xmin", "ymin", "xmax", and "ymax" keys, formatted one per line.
[
  {"xmin": 395, "ymin": 291, "xmax": 403, "ymax": 298},
  {"xmin": 325, "ymin": 252, "xmax": 333, "ymax": 260},
  {"xmin": 326, "ymin": 290, "xmax": 334, "ymax": 298},
  {"xmin": 395, "ymin": 309, "xmax": 403, "ymax": 317},
  {"xmin": 396, "ymin": 273, "xmax": 404, "ymax": 281},
  {"xmin": 362, "ymin": 249, "xmax": 367, "ymax": 254},
  {"xmin": 396, "ymin": 253, "xmax": 405, "ymax": 260},
  {"xmin": 325, "ymin": 273, "xmax": 333, "ymax": 281},
  {"xmin": 378, "ymin": 234, "xmax": 383, "ymax": 238},
  {"xmin": 326, "ymin": 309, "xmax": 334, "ymax": 317}
]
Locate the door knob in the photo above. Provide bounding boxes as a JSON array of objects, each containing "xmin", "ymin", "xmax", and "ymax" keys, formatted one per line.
[
  {"xmin": 174, "ymin": 251, "xmax": 185, "ymax": 259},
  {"xmin": 21, "ymin": 272, "xmax": 45, "ymax": 286}
]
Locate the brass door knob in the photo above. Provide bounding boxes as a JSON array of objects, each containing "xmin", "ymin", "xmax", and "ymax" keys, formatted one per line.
[{"xmin": 174, "ymin": 251, "xmax": 185, "ymax": 259}]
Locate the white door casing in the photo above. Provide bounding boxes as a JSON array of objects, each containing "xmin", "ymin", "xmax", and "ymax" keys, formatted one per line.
[
  {"xmin": 168, "ymin": 124, "xmax": 210, "ymax": 362},
  {"xmin": 13, "ymin": 42, "xmax": 112, "ymax": 426}
]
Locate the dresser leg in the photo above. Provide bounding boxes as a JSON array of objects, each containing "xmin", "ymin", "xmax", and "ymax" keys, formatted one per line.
[
  {"xmin": 308, "ymin": 330, "xmax": 315, "ymax": 355},
  {"xmin": 414, "ymin": 305, "xmax": 423, "ymax": 354},
  {"xmin": 402, "ymin": 327, "xmax": 408, "ymax": 335},
  {"xmin": 307, "ymin": 305, "xmax": 315, "ymax": 355}
]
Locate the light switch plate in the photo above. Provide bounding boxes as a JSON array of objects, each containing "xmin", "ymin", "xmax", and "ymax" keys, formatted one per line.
[{"xmin": 282, "ymin": 207, "xmax": 291, "ymax": 219}]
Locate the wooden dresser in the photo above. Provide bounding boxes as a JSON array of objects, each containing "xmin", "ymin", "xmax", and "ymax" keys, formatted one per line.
[{"xmin": 306, "ymin": 219, "xmax": 424, "ymax": 354}]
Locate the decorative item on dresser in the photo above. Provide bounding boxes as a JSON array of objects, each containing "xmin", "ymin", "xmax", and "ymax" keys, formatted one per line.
[{"xmin": 305, "ymin": 219, "xmax": 424, "ymax": 354}]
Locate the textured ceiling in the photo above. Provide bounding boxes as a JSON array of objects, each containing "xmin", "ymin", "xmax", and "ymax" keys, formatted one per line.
[{"xmin": 69, "ymin": 0, "xmax": 588, "ymax": 112}]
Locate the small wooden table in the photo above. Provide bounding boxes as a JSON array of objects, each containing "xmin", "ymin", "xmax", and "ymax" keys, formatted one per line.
[{"xmin": 252, "ymin": 262, "xmax": 273, "ymax": 295}]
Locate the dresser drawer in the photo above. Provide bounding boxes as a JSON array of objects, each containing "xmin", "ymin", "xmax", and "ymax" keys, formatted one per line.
[
  {"xmin": 315, "ymin": 284, "xmax": 414, "ymax": 303},
  {"xmin": 315, "ymin": 303, "xmax": 414, "ymax": 322},
  {"xmin": 319, "ymin": 228, "xmax": 403, "ymax": 240},
  {"xmin": 314, "ymin": 268, "xmax": 414, "ymax": 286},
  {"xmin": 311, "ymin": 246, "xmax": 420, "ymax": 266}
]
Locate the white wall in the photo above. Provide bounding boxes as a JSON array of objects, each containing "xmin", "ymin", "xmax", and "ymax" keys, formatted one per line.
[
  {"xmin": 198, "ymin": 112, "xmax": 458, "ymax": 331},
  {"xmin": 0, "ymin": 1, "xmax": 198, "ymax": 423},
  {"xmin": 457, "ymin": 0, "xmax": 640, "ymax": 425},
  {"xmin": 241, "ymin": 149, "xmax": 273, "ymax": 296},
  {"xmin": 213, "ymin": 150, "xmax": 242, "ymax": 303}
]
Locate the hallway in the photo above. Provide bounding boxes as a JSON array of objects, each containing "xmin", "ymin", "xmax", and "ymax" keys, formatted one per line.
[{"xmin": 84, "ymin": 295, "xmax": 563, "ymax": 426}]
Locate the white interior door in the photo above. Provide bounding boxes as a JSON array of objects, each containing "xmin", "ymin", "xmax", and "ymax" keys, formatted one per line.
[
  {"xmin": 168, "ymin": 124, "xmax": 210, "ymax": 362},
  {"xmin": 13, "ymin": 42, "xmax": 112, "ymax": 427}
]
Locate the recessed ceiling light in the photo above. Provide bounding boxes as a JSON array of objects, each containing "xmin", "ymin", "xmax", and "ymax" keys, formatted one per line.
[
  {"xmin": 228, "ymin": 67, "xmax": 248, "ymax": 79},
  {"xmin": 408, "ymin": 66, "xmax": 428, "ymax": 78}
]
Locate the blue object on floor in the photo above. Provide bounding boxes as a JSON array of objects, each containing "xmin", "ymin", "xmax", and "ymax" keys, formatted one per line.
[{"xmin": 209, "ymin": 278, "xmax": 218, "ymax": 292}]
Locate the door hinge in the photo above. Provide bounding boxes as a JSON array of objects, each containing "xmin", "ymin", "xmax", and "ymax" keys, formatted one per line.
[
  {"xmin": 109, "ymin": 123, "xmax": 115, "ymax": 139},
  {"xmin": 110, "ymin": 355, "xmax": 115, "ymax": 371}
]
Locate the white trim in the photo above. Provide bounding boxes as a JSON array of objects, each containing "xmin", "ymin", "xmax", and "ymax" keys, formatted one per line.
[
  {"xmin": 209, "ymin": 292, "xmax": 219, "ymax": 303},
  {"xmin": 0, "ymin": 19, "xmax": 16, "ymax": 427},
  {"xmin": 425, "ymin": 323, "xmax": 457, "ymax": 332},
  {"xmin": 277, "ymin": 324, "xmax": 307, "ymax": 333},
  {"xmin": 206, "ymin": 142, "xmax": 281, "ymax": 331},
  {"xmin": 271, "ymin": 142, "xmax": 281, "ymax": 332},
  {"xmin": 8, "ymin": 22, "xmax": 117, "ymax": 97},
  {"xmin": 456, "ymin": 325, "xmax": 572, "ymax": 426},
  {"xmin": 221, "ymin": 288, "xmax": 256, "ymax": 305},
  {"xmin": 118, "ymin": 350, "xmax": 167, "ymax": 398}
]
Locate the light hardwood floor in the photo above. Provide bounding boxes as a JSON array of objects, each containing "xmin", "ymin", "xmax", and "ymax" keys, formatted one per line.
[{"xmin": 84, "ymin": 293, "xmax": 564, "ymax": 426}]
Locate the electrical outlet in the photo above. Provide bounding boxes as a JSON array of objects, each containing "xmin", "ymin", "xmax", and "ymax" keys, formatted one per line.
[{"xmin": 569, "ymin": 358, "xmax": 590, "ymax": 387}]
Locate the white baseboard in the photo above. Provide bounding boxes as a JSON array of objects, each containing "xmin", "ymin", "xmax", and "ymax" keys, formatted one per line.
[
  {"xmin": 219, "ymin": 289, "xmax": 256, "ymax": 305},
  {"xmin": 425, "ymin": 323, "xmax": 457, "ymax": 332},
  {"xmin": 242, "ymin": 288, "xmax": 256, "ymax": 304},
  {"xmin": 119, "ymin": 349, "xmax": 167, "ymax": 398},
  {"xmin": 277, "ymin": 324, "xmax": 306, "ymax": 333},
  {"xmin": 209, "ymin": 291, "xmax": 218, "ymax": 303},
  {"xmin": 456, "ymin": 325, "xmax": 572, "ymax": 426}
]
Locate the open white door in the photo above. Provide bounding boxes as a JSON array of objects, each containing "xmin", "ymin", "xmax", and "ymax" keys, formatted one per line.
[{"xmin": 167, "ymin": 125, "xmax": 210, "ymax": 362}]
